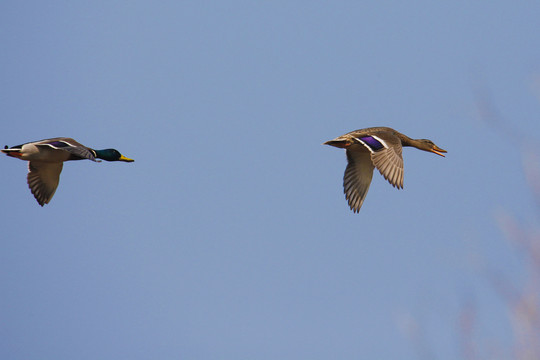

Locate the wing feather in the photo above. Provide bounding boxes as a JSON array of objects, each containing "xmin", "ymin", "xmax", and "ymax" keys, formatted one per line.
[
  {"xmin": 343, "ymin": 147, "xmax": 374, "ymax": 213},
  {"xmin": 369, "ymin": 133, "xmax": 404, "ymax": 189},
  {"xmin": 35, "ymin": 138, "xmax": 97, "ymax": 161},
  {"xmin": 27, "ymin": 161, "xmax": 63, "ymax": 206}
]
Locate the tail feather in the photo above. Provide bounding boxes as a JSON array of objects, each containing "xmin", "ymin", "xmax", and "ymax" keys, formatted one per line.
[{"xmin": 323, "ymin": 139, "xmax": 351, "ymax": 148}]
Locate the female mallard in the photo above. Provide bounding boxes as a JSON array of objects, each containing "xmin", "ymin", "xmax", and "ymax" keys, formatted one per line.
[
  {"xmin": 2, "ymin": 137, "xmax": 134, "ymax": 206},
  {"xmin": 324, "ymin": 127, "xmax": 446, "ymax": 213}
]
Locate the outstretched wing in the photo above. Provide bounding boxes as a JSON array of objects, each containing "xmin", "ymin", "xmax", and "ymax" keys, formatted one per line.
[
  {"xmin": 343, "ymin": 147, "xmax": 374, "ymax": 213},
  {"xmin": 354, "ymin": 133, "xmax": 404, "ymax": 189},
  {"xmin": 27, "ymin": 161, "xmax": 63, "ymax": 206},
  {"xmin": 34, "ymin": 138, "xmax": 97, "ymax": 161}
]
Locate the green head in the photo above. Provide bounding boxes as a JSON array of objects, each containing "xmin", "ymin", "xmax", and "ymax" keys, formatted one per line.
[{"xmin": 94, "ymin": 149, "xmax": 134, "ymax": 162}]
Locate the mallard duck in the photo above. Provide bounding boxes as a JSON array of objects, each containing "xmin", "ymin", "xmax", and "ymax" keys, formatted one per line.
[
  {"xmin": 2, "ymin": 137, "xmax": 134, "ymax": 206},
  {"xmin": 324, "ymin": 127, "xmax": 446, "ymax": 212}
]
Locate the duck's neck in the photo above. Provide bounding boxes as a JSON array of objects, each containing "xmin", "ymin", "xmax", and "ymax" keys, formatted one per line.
[
  {"xmin": 94, "ymin": 149, "xmax": 106, "ymax": 159},
  {"xmin": 395, "ymin": 133, "xmax": 418, "ymax": 147},
  {"xmin": 94, "ymin": 149, "xmax": 116, "ymax": 161}
]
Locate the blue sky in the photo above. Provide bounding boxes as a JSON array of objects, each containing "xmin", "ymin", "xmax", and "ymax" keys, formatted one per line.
[{"xmin": 1, "ymin": 1, "xmax": 540, "ymax": 359}]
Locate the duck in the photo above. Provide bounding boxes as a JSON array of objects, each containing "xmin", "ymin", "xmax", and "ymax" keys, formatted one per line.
[
  {"xmin": 2, "ymin": 137, "xmax": 134, "ymax": 206},
  {"xmin": 324, "ymin": 127, "xmax": 446, "ymax": 213}
]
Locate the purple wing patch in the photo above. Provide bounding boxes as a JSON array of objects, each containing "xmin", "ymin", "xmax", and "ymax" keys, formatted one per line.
[
  {"xmin": 47, "ymin": 141, "xmax": 70, "ymax": 148},
  {"xmin": 359, "ymin": 136, "xmax": 385, "ymax": 151}
]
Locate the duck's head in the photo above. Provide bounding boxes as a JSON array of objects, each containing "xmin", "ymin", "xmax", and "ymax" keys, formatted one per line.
[
  {"xmin": 416, "ymin": 139, "xmax": 447, "ymax": 157},
  {"xmin": 95, "ymin": 149, "xmax": 134, "ymax": 162}
]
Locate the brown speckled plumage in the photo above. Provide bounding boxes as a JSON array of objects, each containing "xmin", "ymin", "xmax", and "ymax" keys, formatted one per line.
[{"xmin": 324, "ymin": 127, "xmax": 446, "ymax": 213}]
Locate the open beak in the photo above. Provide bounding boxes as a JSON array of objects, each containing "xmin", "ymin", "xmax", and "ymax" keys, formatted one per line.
[
  {"xmin": 431, "ymin": 145, "xmax": 447, "ymax": 157},
  {"xmin": 119, "ymin": 154, "xmax": 135, "ymax": 162}
]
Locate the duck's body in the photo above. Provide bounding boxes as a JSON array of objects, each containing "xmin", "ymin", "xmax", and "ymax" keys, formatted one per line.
[
  {"xmin": 2, "ymin": 137, "xmax": 134, "ymax": 206},
  {"xmin": 324, "ymin": 127, "xmax": 446, "ymax": 212}
]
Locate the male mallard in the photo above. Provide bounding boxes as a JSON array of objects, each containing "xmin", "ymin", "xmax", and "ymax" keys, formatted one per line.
[
  {"xmin": 2, "ymin": 137, "xmax": 134, "ymax": 206},
  {"xmin": 324, "ymin": 127, "xmax": 446, "ymax": 213}
]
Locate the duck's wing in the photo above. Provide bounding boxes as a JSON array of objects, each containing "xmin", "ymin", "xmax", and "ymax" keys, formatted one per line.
[
  {"xmin": 343, "ymin": 147, "xmax": 374, "ymax": 213},
  {"xmin": 353, "ymin": 133, "xmax": 404, "ymax": 189},
  {"xmin": 27, "ymin": 161, "xmax": 63, "ymax": 206},
  {"xmin": 34, "ymin": 138, "xmax": 97, "ymax": 161}
]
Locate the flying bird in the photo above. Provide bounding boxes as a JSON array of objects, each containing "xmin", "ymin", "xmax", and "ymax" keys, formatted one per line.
[
  {"xmin": 324, "ymin": 127, "xmax": 446, "ymax": 212},
  {"xmin": 2, "ymin": 137, "xmax": 134, "ymax": 206}
]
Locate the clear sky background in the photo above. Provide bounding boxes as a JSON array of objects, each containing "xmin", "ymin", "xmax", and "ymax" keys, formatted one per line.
[{"xmin": 1, "ymin": 1, "xmax": 540, "ymax": 359}]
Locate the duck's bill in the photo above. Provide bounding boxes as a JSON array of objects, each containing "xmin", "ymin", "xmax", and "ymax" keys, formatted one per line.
[
  {"xmin": 431, "ymin": 146, "xmax": 447, "ymax": 157},
  {"xmin": 119, "ymin": 155, "xmax": 135, "ymax": 162}
]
